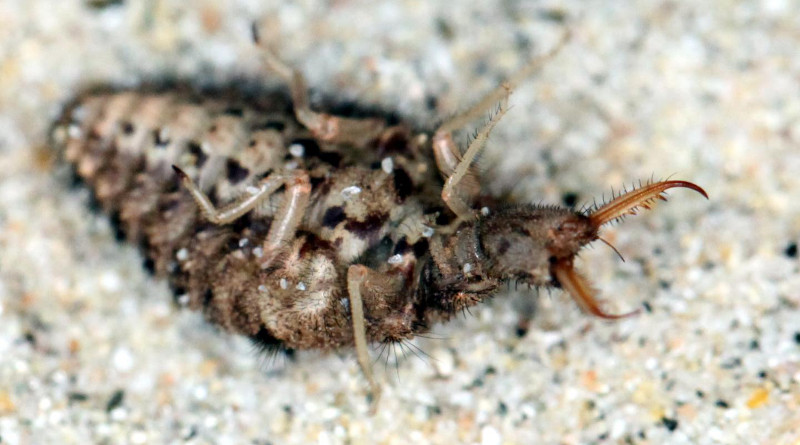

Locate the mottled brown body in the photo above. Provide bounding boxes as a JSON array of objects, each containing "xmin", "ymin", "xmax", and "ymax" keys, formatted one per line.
[
  {"xmin": 52, "ymin": 85, "xmax": 457, "ymax": 350},
  {"xmin": 50, "ymin": 31, "xmax": 707, "ymax": 408},
  {"xmin": 51, "ymin": 81, "xmax": 706, "ymax": 345}
]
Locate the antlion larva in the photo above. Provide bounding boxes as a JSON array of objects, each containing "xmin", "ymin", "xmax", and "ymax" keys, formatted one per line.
[{"xmin": 49, "ymin": 25, "xmax": 707, "ymax": 411}]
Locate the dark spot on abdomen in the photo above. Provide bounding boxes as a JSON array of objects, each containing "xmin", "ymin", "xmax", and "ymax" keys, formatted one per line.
[
  {"xmin": 121, "ymin": 121, "xmax": 134, "ymax": 135},
  {"xmin": 142, "ymin": 257, "xmax": 155, "ymax": 274},
  {"xmin": 413, "ymin": 238, "xmax": 430, "ymax": 258},
  {"xmin": 393, "ymin": 168, "xmax": 413, "ymax": 202},
  {"xmin": 344, "ymin": 213, "xmax": 387, "ymax": 240},
  {"xmin": 378, "ymin": 130, "xmax": 409, "ymax": 156},
  {"xmin": 290, "ymin": 137, "xmax": 342, "ymax": 166},
  {"xmin": 317, "ymin": 150, "xmax": 343, "ymax": 167},
  {"xmin": 152, "ymin": 129, "xmax": 170, "ymax": 148},
  {"xmin": 225, "ymin": 158, "xmax": 250, "ymax": 184},
  {"xmin": 289, "ymin": 138, "xmax": 320, "ymax": 157},
  {"xmin": 322, "ymin": 206, "xmax": 346, "ymax": 229},
  {"xmin": 223, "ymin": 107, "xmax": 244, "ymax": 116},
  {"xmin": 187, "ymin": 141, "xmax": 208, "ymax": 168},
  {"xmin": 297, "ymin": 232, "xmax": 337, "ymax": 260},
  {"xmin": 393, "ymin": 237, "xmax": 410, "ymax": 255}
]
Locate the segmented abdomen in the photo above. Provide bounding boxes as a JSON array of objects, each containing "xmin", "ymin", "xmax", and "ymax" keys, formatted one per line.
[{"xmin": 52, "ymin": 85, "xmax": 441, "ymax": 350}]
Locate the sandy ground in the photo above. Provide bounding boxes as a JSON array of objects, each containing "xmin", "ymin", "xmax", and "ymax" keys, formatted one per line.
[{"xmin": 1, "ymin": 1, "xmax": 799, "ymax": 444}]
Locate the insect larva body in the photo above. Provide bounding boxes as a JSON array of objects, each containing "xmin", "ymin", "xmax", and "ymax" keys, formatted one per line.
[{"xmin": 50, "ymin": 29, "xmax": 707, "ymax": 409}]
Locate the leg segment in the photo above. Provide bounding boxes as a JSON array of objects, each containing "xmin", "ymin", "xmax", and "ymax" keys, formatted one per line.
[
  {"xmin": 259, "ymin": 172, "xmax": 311, "ymax": 267},
  {"xmin": 252, "ymin": 24, "xmax": 386, "ymax": 148},
  {"xmin": 173, "ymin": 166, "xmax": 311, "ymax": 267},
  {"xmin": 433, "ymin": 30, "xmax": 572, "ymax": 219},
  {"xmin": 173, "ymin": 166, "xmax": 308, "ymax": 223},
  {"xmin": 346, "ymin": 265, "xmax": 381, "ymax": 413},
  {"xmin": 439, "ymin": 95, "xmax": 508, "ymax": 220},
  {"xmin": 435, "ymin": 29, "xmax": 571, "ymax": 138}
]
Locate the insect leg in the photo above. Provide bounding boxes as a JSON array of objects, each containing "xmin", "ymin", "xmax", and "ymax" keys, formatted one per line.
[
  {"xmin": 434, "ymin": 29, "xmax": 571, "ymax": 141},
  {"xmin": 251, "ymin": 24, "xmax": 386, "ymax": 148},
  {"xmin": 432, "ymin": 29, "xmax": 571, "ymax": 219},
  {"xmin": 439, "ymin": 96, "xmax": 508, "ymax": 220},
  {"xmin": 346, "ymin": 264, "xmax": 382, "ymax": 413},
  {"xmin": 258, "ymin": 171, "xmax": 311, "ymax": 268},
  {"xmin": 172, "ymin": 166, "xmax": 306, "ymax": 225}
]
